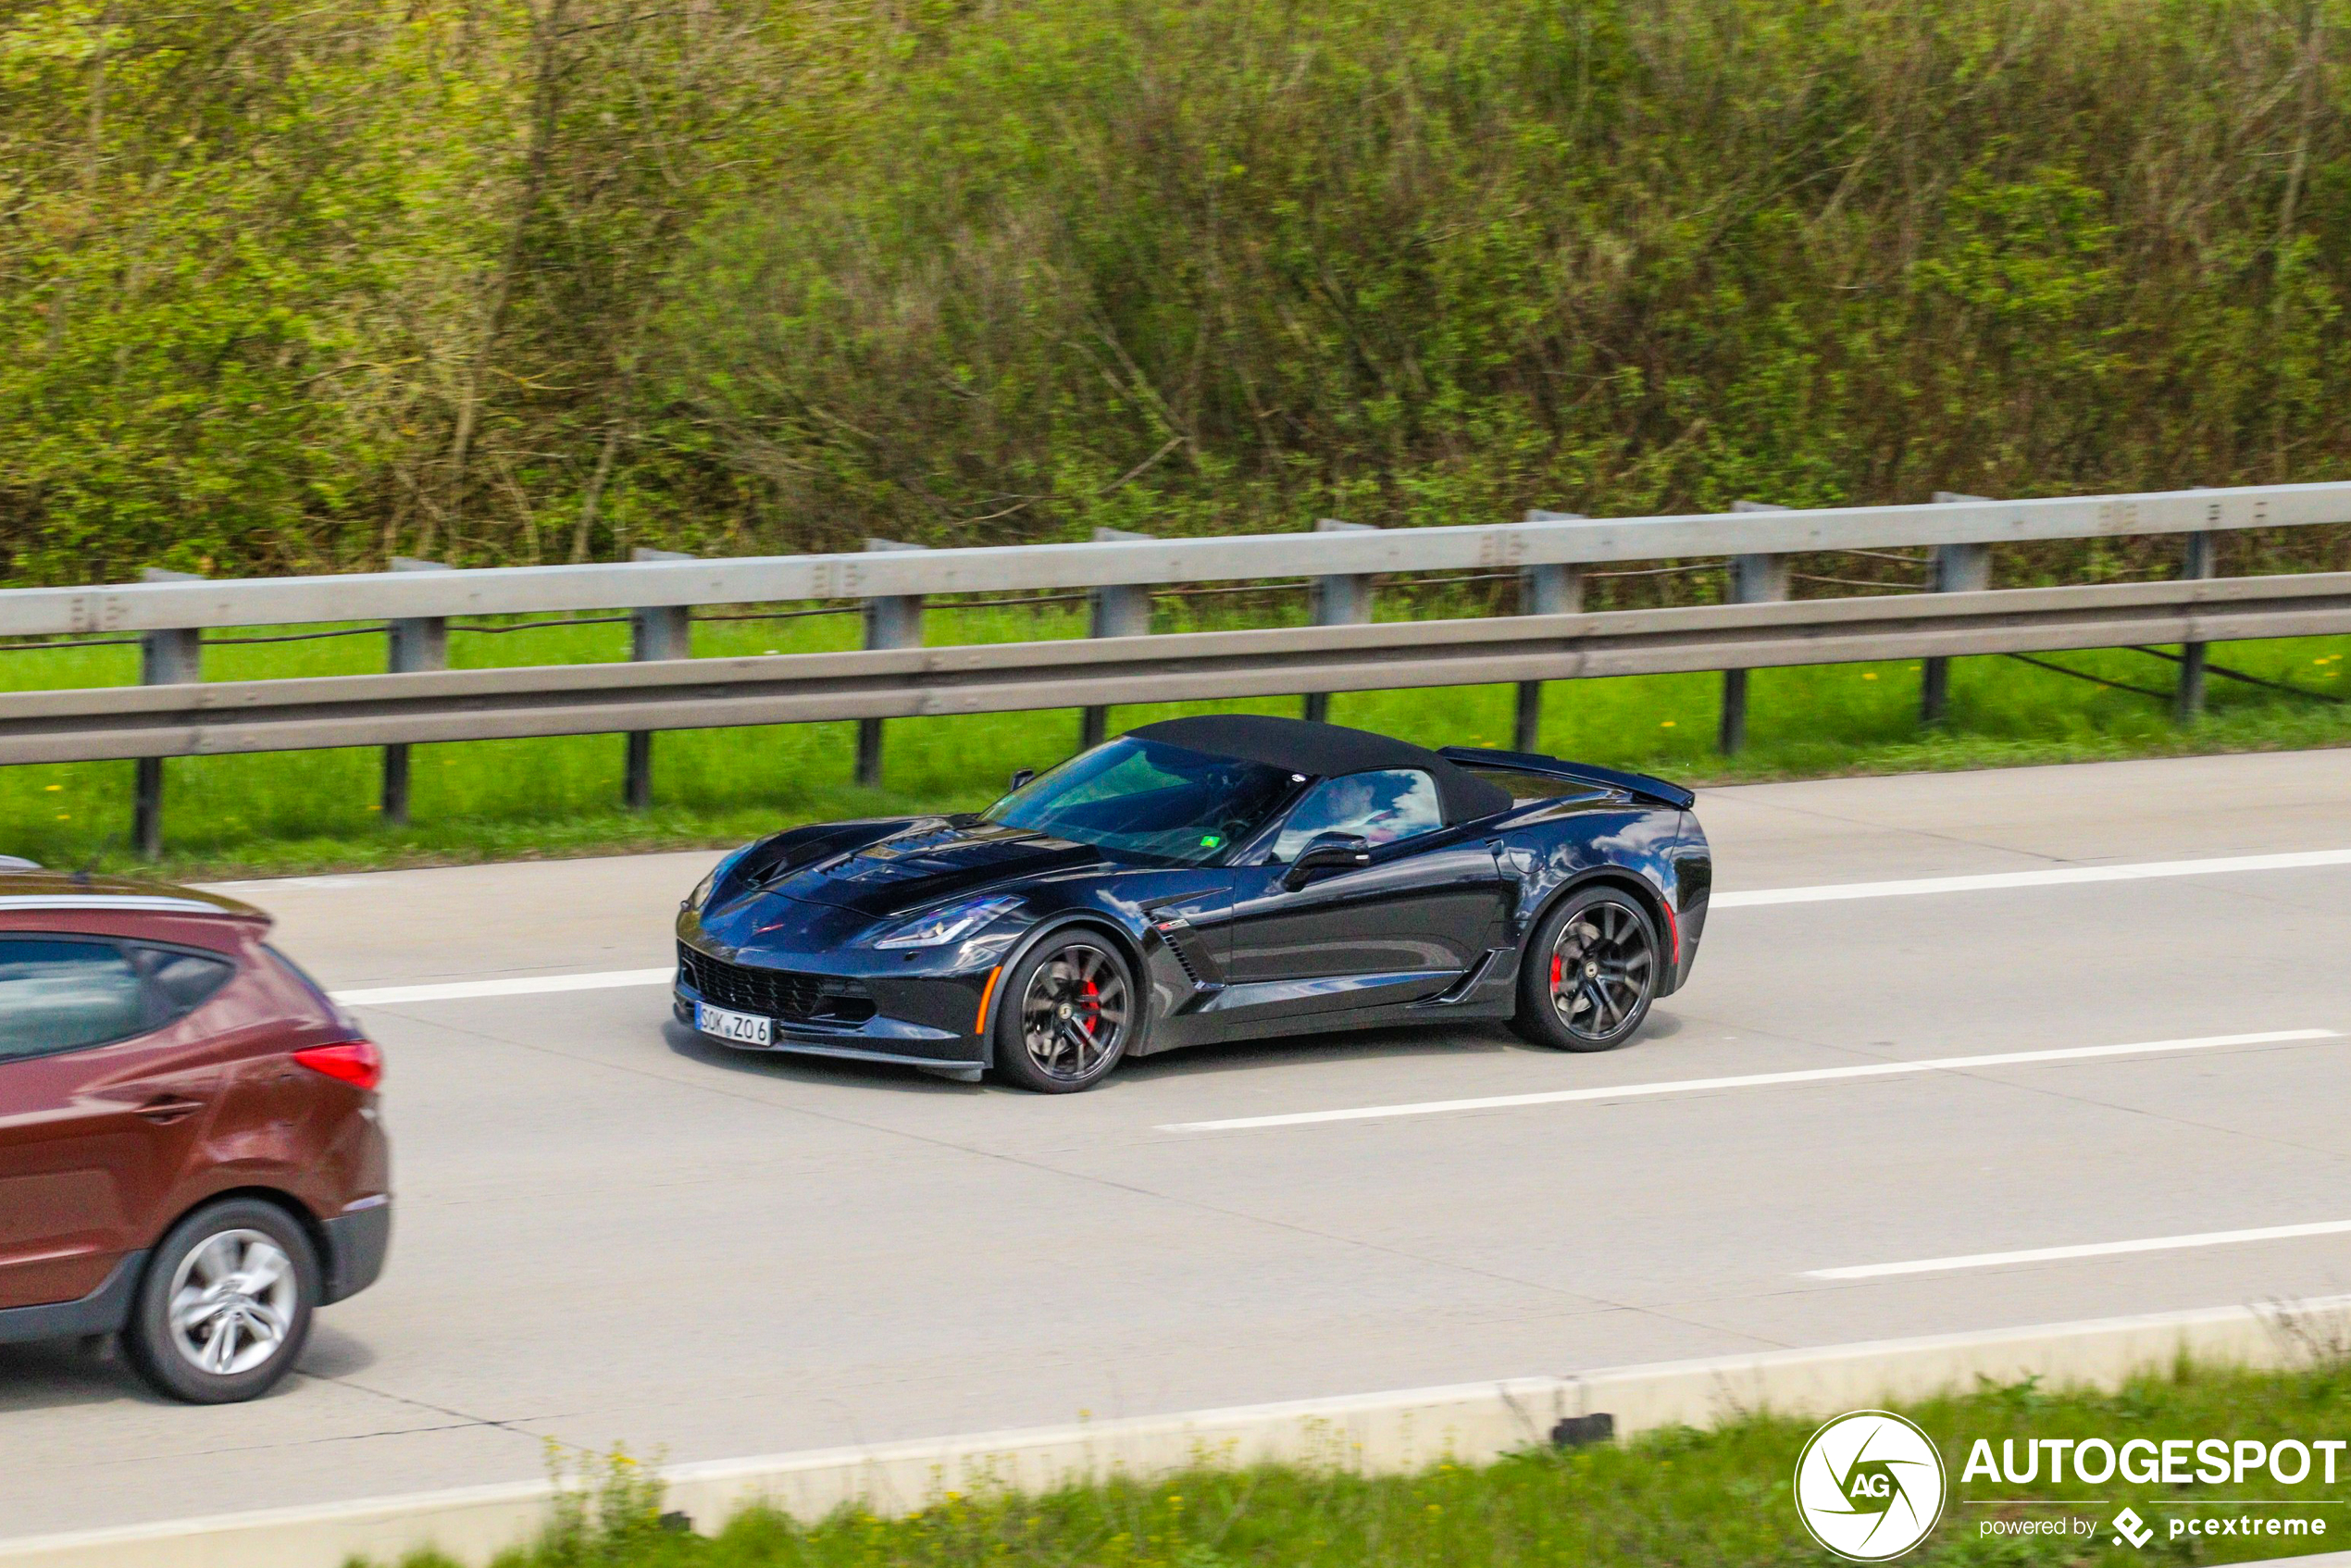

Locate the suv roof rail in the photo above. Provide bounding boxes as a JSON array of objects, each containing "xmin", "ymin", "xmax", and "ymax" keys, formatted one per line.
[
  {"xmin": 0, "ymin": 873, "xmax": 266, "ymax": 923},
  {"xmin": 0, "ymin": 893, "xmax": 249, "ymax": 915}
]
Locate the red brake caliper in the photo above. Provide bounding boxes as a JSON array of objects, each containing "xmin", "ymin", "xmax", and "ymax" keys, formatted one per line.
[
  {"xmin": 1080, "ymin": 977, "xmax": 1100, "ymax": 1037},
  {"xmin": 1549, "ymin": 953, "xmax": 1563, "ymax": 990}
]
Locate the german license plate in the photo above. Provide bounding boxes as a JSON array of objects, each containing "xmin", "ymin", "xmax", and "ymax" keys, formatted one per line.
[{"xmin": 695, "ymin": 1002, "xmax": 771, "ymax": 1047}]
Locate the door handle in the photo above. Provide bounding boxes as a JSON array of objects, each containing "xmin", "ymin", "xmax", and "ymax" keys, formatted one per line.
[{"xmin": 135, "ymin": 1097, "xmax": 205, "ymax": 1126}]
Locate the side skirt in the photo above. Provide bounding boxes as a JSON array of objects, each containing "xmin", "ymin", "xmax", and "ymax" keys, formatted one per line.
[
  {"xmin": 0, "ymin": 1251, "xmax": 145, "ymax": 1345},
  {"xmin": 1150, "ymin": 985, "xmax": 1518, "ymax": 1052}
]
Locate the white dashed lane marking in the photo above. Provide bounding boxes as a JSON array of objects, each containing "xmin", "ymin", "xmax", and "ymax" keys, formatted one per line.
[{"xmin": 1158, "ymin": 1031, "xmax": 2338, "ymax": 1133}]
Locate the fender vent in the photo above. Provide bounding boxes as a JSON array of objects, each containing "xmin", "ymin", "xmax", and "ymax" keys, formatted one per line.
[
  {"xmin": 1158, "ymin": 927, "xmax": 1203, "ymax": 985},
  {"xmin": 1147, "ymin": 915, "xmax": 1221, "ymax": 989}
]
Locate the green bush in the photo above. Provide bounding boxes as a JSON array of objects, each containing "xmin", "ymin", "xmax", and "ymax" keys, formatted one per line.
[{"xmin": 4, "ymin": 0, "xmax": 2349, "ymax": 584}]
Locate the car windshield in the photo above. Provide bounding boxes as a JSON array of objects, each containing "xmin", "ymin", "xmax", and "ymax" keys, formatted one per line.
[{"xmin": 983, "ymin": 738, "xmax": 1299, "ymax": 865}]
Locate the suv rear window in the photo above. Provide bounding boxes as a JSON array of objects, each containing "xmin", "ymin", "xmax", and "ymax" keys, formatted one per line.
[
  {"xmin": 134, "ymin": 946, "xmax": 236, "ymax": 1019},
  {"xmin": 0, "ymin": 939, "xmax": 146, "ymax": 1060}
]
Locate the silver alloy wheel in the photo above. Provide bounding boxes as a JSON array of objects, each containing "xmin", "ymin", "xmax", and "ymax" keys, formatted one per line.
[
  {"xmin": 1019, "ymin": 942, "xmax": 1130, "ymax": 1081},
  {"xmin": 167, "ymin": 1228, "xmax": 299, "ymax": 1377},
  {"xmin": 1549, "ymin": 897, "xmax": 1656, "ymax": 1041}
]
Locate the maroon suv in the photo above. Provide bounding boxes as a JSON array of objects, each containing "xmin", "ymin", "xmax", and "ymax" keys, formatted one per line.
[{"xmin": 0, "ymin": 871, "xmax": 390, "ymax": 1402}]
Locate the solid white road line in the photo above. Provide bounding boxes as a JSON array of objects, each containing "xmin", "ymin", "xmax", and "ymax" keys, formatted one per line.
[
  {"xmin": 1714, "ymin": 847, "xmax": 2351, "ymax": 907},
  {"xmin": 1809, "ymin": 1219, "xmax": 2351, "ymax": 1280},
  {"xmin": 1158, "ymin": 1029, "xmax": 2338, "ymax": 1133},
  {"xmin": 332, "ymin": 968, "xmax": 674, "ymax": 1006}
]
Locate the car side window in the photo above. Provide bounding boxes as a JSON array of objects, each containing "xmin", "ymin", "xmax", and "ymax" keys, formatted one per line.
[
  {"xmin": 0, "ymin": 939, "xmax": 149, "ymax": 1063},
  {"xmin": 1267, "ymin": 769, "xmax": 1445, "ymax": 863}
]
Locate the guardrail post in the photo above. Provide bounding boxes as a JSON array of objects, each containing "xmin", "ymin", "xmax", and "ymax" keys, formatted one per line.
[
  {"xmin": 1923, "ymin": 494, "xmax": 1994, "ymax": 727},
  {"xmin": 1082, "ymin": 528, "xmax": 1152, "ymax": 751},
  {"xmin": 1513, "ymin": 510, "xmax": 1586, "ymax": 752},
  {"xmin": 857, "ymin": 539, "xmax": 927, "ymax": 788},
  {"xmin": 1304, "ymin": 520, "xmax": 1377, "ymax": 724},
  {"xmin": 627, "ymin": 548, "xmax": 695, "ymax": 811},
  {"xmin": 382, "ymin": 558, "xmax": 452, "ymax": 827},
  {"xmin": 2175, "ymin": 529, "xmax": 2218, "ymax": 723},
  {"xmin": 1718, "ymin": 504, "xmax": 1791, "ymax": 755},
  {"xmin": 133, "ymin": 569, "xmax": 204, "ymax": 860}
]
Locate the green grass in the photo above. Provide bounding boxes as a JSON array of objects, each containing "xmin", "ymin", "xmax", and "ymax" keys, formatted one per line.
[
  {"xmin": 379, "ymin": 1358, "xmax": 2351, "ymax": 1567},
  {"xmin": 4, "ymin": 597, "xmax": 2348, "ymax": 881}
]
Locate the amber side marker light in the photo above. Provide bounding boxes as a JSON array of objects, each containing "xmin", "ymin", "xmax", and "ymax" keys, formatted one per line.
[{"xmin": 974, "ymin": 965, "xmax": 1003, "ymax": 1032}]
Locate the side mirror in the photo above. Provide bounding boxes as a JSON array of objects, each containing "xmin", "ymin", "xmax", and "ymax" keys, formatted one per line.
[
  {"xmin": 1281, "ymin": 832, "xmax": 1371, "ymax": 890},
  {"xmin": 1008, "ymin": 768, "xmax": 1036, "ymax": 792}
]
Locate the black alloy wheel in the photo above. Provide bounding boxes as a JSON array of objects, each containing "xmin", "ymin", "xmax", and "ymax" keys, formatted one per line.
[
  {"xmin": 994, "ymin": 936, "xmax": 1134, "ymax": 1093},
  {"xmin": 1511, "ymin": 887, "xmax": 1661, "ymax": 1052}
]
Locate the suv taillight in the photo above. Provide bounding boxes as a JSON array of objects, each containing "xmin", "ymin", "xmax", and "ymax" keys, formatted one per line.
[{"xmin": 293, "ymin": 1039, "xmax": 382, "ymax": 1091}]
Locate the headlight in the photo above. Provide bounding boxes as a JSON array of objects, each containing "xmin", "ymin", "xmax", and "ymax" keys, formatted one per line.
[
  {"xmin": 873, "ymin": 895, "xmax": 1024, "ymax": 949},
  {"xmin": 684, "ymin": 867, "xmax": 719, "ymax": 913}
]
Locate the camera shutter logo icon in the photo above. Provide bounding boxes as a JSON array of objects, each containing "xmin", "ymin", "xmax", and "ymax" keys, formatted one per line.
[{"xmin": 1793, "ymin": 1411, "xmax": 1947, "ymax": 1561}]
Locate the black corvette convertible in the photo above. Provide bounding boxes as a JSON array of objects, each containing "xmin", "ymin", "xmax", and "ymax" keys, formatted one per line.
[{"xmin": 675, "ymin": 715, "xmax": 1711, "ymax": 1092}]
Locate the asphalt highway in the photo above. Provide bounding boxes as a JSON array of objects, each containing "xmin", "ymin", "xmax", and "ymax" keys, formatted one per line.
[{"xmin": 8, "ymin": 746, "xmax": 2351, "ymax": 1537}]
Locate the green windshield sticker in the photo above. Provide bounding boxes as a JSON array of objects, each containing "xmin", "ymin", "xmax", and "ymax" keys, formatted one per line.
[{"xmin": 1200, "ymin": 834, "xmax": 1223, "ymax": 848}]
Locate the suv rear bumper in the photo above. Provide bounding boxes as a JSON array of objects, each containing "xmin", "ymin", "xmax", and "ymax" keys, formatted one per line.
[{"xmin": 322, "ymin": 1197, "xmax": 392, "ymax": 1304}]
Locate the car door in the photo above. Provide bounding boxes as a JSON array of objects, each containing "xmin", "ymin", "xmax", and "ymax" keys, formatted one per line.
[
  {"xmin": 1216, "ymin": 769, "xmax": 1510, "ymax": 1022},
  {"xmin": 0, "ymin": 936, "xmax": 234, "ymax": 1310}
]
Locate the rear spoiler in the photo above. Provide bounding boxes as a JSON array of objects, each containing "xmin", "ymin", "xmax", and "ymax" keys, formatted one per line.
[{"xmin": 1438, "ymin": 747, "xmax": 1697, "ymax": 812}]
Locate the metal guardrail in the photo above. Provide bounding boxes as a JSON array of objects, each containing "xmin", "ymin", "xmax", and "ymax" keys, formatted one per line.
[
  {"xmin": 5, "ymin": 572, "xmax": 2345, "ymax": 766},
  {"xmin": 4, "ymin": 481, "xmax": 2349, "ymax": 636},
  {"xmin": 6, "ymin": 479, "xmax": 2351, "ymax": 855}
]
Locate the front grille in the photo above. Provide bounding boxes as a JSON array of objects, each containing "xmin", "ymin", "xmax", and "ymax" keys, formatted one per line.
[{"xmin": 678, "ymin": 945, "xmax": 876, "ymax": 1026}]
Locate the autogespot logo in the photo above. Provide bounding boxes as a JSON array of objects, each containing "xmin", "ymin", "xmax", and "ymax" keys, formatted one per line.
[{"xmin": 1795, "ymin": 1411, "xmax": 1949, "ymax": 1561}]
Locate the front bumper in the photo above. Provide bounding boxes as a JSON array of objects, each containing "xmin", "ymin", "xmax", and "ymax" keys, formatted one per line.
[{"xmin": 672, "ymin": 936, "xmax": 995, "ymax": 1068}]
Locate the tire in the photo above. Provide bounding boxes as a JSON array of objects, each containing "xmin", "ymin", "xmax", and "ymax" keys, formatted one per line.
[
  {"xmin": 1511, "ymin": 885, "xmax": 1662, "ymax": 1052},
  {"xmin": 991, "ymin": 932, "xmax": 1137, "ymax": 1093},
  {"xmin": 124, "ymin": 1198, "xmax": 318, "ymax": 1404}
]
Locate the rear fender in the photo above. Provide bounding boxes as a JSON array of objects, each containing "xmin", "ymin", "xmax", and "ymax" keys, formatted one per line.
[{"xmin": 1516, "ymin": 868, "xmax": 1682, "ymax": 995}]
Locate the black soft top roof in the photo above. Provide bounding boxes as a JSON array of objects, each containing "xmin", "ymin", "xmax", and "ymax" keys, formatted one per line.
[{"xmin": 1126, "ymin": 715, "xmax": 1511, "ymax": 825}]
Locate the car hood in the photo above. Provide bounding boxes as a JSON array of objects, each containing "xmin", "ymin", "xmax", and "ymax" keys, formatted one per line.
[{"xmin": 762, "ymin": 819, "xmax": 1107, "ymax": 919}]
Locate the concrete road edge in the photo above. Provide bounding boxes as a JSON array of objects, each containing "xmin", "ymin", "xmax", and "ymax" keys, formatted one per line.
[{"xmin": 12, "ymin": 1292, "xmax": 2351, "ymax": 1568}]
